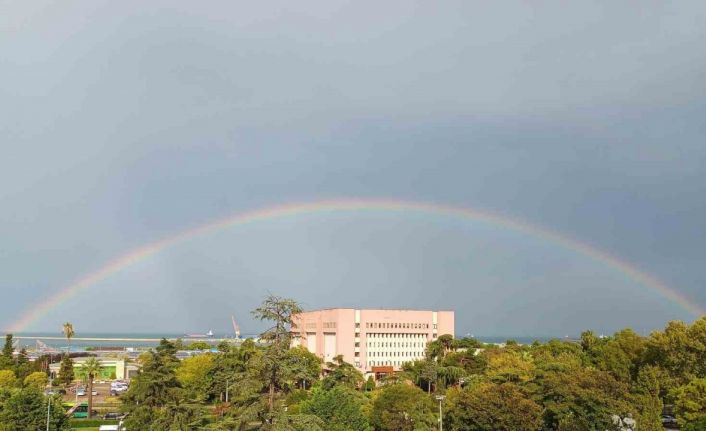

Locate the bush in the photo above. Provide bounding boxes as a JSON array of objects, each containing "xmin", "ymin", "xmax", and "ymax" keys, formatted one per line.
[{"xmin": 684, "ymin": 422, "xmax": 706, "ymax": 431}]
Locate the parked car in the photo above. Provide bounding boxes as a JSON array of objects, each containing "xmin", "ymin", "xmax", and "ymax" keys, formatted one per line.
[
  {"xmin": 110, "ymin": 382, "xmax": 128, "ymax": 396},
  {"xmin": 661, "ymin": 415, "xmax": 678, "ymax": 428},
  {"xmin": 103, "ymin": 412, "xmax": 126, "ymax": 420},
  {"xmin": 76, "ymin": 387, "xmax": 86, "ymax": 396}
]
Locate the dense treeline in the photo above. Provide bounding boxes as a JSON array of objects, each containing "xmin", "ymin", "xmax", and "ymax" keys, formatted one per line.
[
  {"xmin": 117, "ymin": 297, "xmax": 706, "ymax": 430},
  {"xmin": 3, "ymin": 297, "xmax": 706, "ymax": 430},
  {"xmin": 0, "ymin": 334, "xmax": 70, "ymax": 430}
]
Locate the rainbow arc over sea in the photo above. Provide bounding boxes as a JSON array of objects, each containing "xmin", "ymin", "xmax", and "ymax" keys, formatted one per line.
[{"xmin": 8, "ymin": 198, "xmax": 703, "ymax": 332}]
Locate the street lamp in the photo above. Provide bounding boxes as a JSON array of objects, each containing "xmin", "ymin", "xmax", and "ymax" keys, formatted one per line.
[{"xmin": 435, "ymin": 395, "xmax": 446, "ymax": 431}]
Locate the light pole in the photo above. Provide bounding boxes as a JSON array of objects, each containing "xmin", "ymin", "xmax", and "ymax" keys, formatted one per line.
[
  {"xmin": 46, "ymin": 396, "xmax": 51, "ymax": 431},
  {"xmin": 46, "ymin": 376, "xmax": 53, "ymax": 431},
  {"xmin": 435, "ymin": 395, "xmax": 446, "ymax": 431}
]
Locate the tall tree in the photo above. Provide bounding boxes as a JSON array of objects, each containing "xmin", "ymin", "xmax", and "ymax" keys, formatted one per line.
[
  {"xmin": 122, "ymin": 350, "xmax": 190, "ymax": 430},
  {"xmin": 62, "ymin": 323, "xmax": 74, "ymax": 356},
  {"xmin": 56, "ymin": 354, "xmax": 74, "ymax": 386},
  {"xmin": 252, "ymin": 295, "xmax": 302, "ymax": 413},
  {"xmin": 0, "ymin": 334, "xmax": 13, "ymax": 370},
  {"xmin": 80, "ymin": 357, "xmax": 102, "ymax": 418}
]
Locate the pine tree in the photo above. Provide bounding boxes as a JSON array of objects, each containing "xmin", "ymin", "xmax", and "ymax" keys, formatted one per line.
[
  {"xmin": 0, "ymin": 334, "xmax": 14, "ymax": 369},
  {"xmin": 57, "ymin": 355, "xmax": 74, "ymax": 386}
]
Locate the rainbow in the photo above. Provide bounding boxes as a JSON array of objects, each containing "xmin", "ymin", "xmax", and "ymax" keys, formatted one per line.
[{"xmin": 8, "ymin": 198, "xmax": 704, "ymax": 332}]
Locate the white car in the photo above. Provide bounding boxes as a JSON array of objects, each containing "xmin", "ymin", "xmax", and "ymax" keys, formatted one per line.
[{"xmin": 76, "ymin": 387, "xmax": 86, "ymax": 396}]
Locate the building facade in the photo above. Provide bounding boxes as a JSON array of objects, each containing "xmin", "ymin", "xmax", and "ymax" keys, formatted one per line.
[
  {"xmin": 49, "ymin": 357, "xmax": 139, "ymax": 381},
  {"xmin": 291, "ymin": 308, "xmax": 454, "ymax": 374}
]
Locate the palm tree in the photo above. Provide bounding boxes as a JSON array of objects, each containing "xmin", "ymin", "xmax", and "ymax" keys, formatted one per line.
[
  {"xmin": 436, "ymin": 365, "xmax": 465, "ymax": 389},
  {"xmin": 80, "ymin": 357, "xmax": 102, "ymax": 419},
  {"xmin": 62, "ymin": 322, "xmax": 74, "ymax": 356}
]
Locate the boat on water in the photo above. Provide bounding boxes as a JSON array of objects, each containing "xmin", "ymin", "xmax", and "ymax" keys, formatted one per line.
[{"xmin": 184, "ymin": 330, "xmax": 214, "ymax": 338}]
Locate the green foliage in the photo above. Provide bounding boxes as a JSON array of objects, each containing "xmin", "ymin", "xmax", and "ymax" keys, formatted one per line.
[
  {"xmin": 631, "ymin": 366, "xmax": 663, "ymax": 431},
  {"xmin": 267, "ymin": 411, "xmax": 324, "ymax": 431},
  {"xmin": 0, "ymin": 370, "xmax": 17, "ymax": 389},
  {"xmin": 370, "ymin": 384, "xmax": 436, "ymax": 431},
  {"xmin": 0, "ymin": 388, "xmax": 68, "ymax": 430},
  {"xmin": 121, "ymin": 347, "xmax": 208, "ymax": 430},
  {"xmin": 252, "ymin": 295, "xmax": 303, "ymax": 414},
  {"xmin": 80, "ymin": 357, "xmax": 103, "ymax": 418},
  {"xmin": 683, "ymin": 421, "xmax": 706, "ymax": 431},
  {"xmin": 83, "ymin": 297, "xmax": 704, "ymax": 431},
  {"xmin": 14, "ymin": 348, "xmax": 30, "ymax": 380},
  {"xmin": 23, "ymin": 371, "xmax": 48, "ymax": 390},
  {"xmin": 188, "ymin": 341, "xmax": 212, "ymax": 351},
  {"xmin": 57, "ymin": 355, "xmax": 74, "ymax": 385},
  {"xmin": 674, "ymin": 377, "xmax": 706, "ymax": 427},
  {"xmin": 0, "ymin": 335, "xmax": 12, "ymax": 370},
  {"xmin": 300, "ymin": 386, "xmax": 371, "ymax": 431},
  {"xmin": 285, "ymin": 346, "xmax": 321, "ymax": 391},
  {"xmin": 365, "ymin": 376, "xmax": 376, "ymax": 392},
  {"xmin": 123, "ymin": 351, "xmax": 181, "ymax": 408},
  {"xmin": 643, "ymin": 318, "xmax": 706, "ymax": 396},
  {"xmin": 156, "ymin": 338, "xmax": 180, "ymax": 368},
  {"xmin": 446, "ymin": 382, "xmax": 543, "ymax": 431},
  {"xmin": 322, "ymin": 355, "xmax": 363, "ymax": 390},
  {"xmin": 484, "ymin": 349, "xmax": 535, "ymax": 383},
  {"xmin": 176, "ymin": 353, "xmax": 216, "ymax": 401},
  {"xmin": 535, "ymin": 366, "xmax": 635, "ymax": 431}
]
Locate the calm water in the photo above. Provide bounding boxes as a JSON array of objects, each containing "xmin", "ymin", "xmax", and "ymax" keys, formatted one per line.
[{"xmin": 13, "ymin": 332, "xmax": 569, "ymax": 351}]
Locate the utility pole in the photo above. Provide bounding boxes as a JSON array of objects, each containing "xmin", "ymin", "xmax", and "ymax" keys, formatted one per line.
[
  {"xmin": 45, "ymin": 376, "xmax": 54, "ymax": 431},
  {"xmin": 435, "ymin": 395, "xmax": 445, "ymax": 431},
  {"xmin": 46, "ymin": 393, "xmax": 51, "ymax": 431}
]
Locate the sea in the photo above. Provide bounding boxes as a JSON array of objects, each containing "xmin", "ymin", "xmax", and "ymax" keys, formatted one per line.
[{"xmin": 12, "ymin": 332, "xmax": 570, "ymax": 352}]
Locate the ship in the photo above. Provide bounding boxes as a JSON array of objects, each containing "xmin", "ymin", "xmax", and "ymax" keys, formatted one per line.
[{"xmin": 184, "ymin": 330, "xmax": 214, "ymax": 338}]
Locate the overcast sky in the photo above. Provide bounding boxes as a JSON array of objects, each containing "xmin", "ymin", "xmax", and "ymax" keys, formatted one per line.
[{"xmin": 1, "ymin": 1, "xmax": 705, "ymax": 336}]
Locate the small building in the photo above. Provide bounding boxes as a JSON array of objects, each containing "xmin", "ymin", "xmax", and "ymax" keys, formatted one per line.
[{"xmin": 49, "ymin": 357, "xmax": 139, "ymax": 381}]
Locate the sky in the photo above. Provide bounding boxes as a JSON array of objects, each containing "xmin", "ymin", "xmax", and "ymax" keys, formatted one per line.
[{"xmin": 1, "ymin": 1, "xmax": 705, "ymax": 336}]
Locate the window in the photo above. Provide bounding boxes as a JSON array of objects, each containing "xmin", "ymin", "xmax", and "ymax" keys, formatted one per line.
[
  {"xmin": 355, "ymin": 342, "xmax": 360, "ymax": 347},
  {"xmin": 355, "ymin": 352, "xmax": 360, "ymax": 357},
  {"xmin": 356, "ymin": 323, "xmax": 360, "ymax": 328}
]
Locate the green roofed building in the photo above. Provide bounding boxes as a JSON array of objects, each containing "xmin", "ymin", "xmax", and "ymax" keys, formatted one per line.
[{"xmin": 49, "ymin": 357, "xmax": 139, "ymax": 381}]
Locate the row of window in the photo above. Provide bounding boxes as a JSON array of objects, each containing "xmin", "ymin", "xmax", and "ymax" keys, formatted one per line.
[
  {"xmin": 366, "ymin": 333, "xmax": 427, "ymax": 339},
  {"xmin": 369, "ymin": 360, "xmax": 407, "ymax": 367},
  {"xmin": 365, "ymin": 322, "xmax": 436, "ymax": 330},
  {"xmin": 367, "ymin": 342, "xmax": 424, "ymax": 348},
  {"xmin": 368, "ymin": 351, "xmax": 423, "ymax": 358}
]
